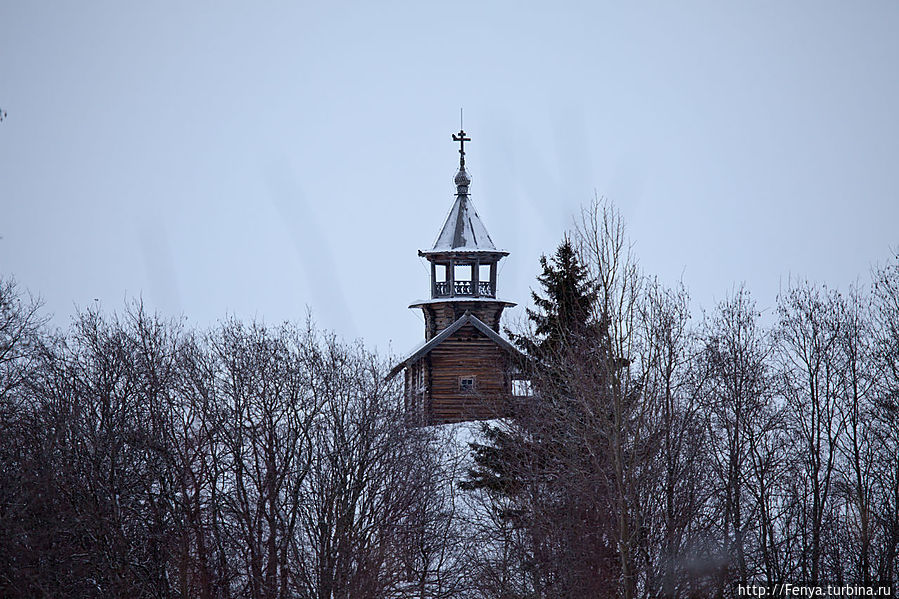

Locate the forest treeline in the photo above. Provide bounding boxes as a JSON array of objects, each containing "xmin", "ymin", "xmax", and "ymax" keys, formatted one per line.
[{"xmin": 1, "ymin": 199, "xmax": 898, "ymax": 598}]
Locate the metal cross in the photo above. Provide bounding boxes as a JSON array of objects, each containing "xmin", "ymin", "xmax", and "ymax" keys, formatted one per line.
[{"xmin": 452, "ymin": 129, "xmax": 470, "ymax": 168}]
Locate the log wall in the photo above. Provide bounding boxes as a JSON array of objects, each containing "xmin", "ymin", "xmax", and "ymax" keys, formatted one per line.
[
  {"xmin": 425, "ymin": 323, "xmax": 512, "ymax": 424},
  {"xmin": 423, "ymin": 302, "xmax": 506, "ymax": 339}
]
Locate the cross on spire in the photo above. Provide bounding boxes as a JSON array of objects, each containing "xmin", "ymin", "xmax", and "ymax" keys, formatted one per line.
[{"xmin": 452, "ymin": 129, "xmax": 470, "ymax": 168}]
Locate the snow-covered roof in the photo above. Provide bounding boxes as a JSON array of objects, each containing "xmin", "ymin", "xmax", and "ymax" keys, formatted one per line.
[
  {"xmin": 408, "ymin": 296, "xmax": 516, "ymax": 309},
  {"xmin": 427, "ymin": 168, "xmax": 500, "ymax": 253}
]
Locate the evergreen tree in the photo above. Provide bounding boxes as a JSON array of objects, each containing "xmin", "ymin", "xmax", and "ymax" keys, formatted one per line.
[
  {"xmin": 462, "ymin": 237, "xmax": 620, "ymax": 595},
  {"xmin": 465, "ymin": 236, "xmax": 598, "ymax": 495},
  {"xmin": 463, "ymin": 237, "xmax": 599, "ymax": 497},
  {"xmin": 510, "ymin": 235, "xmax": 598, "ymax": 360}
]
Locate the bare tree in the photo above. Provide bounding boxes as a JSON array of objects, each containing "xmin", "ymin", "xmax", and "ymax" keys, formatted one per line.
[
  {"xmin": 0, "ymin": 278, "xmax": 52, "ymax": 596},
  {"xmin": 829, "ymin": 286, "xmax": 880, "ymax": 584},
  {"xmin": 0, "ymin": 278, "xmax": 45, "ymax": 404},
  {"xmin": 871, "ymin": 259, "xmax": 899, "ymax": 582},
  {"xmin": 636, "ymin": 279, "xmax": 715, "ymax": 598},
  {"xmin": 294, "ymin": 332, "xmax": 455, "ymax": 599},
  {"xmin": 774, "ymin": 283, "xmax": 847, "ymax": 584},
  {"xmin": 574, "ymin": 197, "xmax": 645, "ymax": 599},
  {"xmin": 396, "ymin": 424, "xmax": 478, "ymax": 599},
  {"xmin": 205, "ymin": 319, "xmax": 321, "ymax": 599},
  {"xmin": 695, "ymin": 287, "xmax": 773, "ymax": 585},
  {"xmin": 0, "ymin": 303, "xmax": 194, "ymax": 597}
]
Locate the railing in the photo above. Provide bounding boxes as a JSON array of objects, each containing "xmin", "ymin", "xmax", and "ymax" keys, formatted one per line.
[{"xmin": 434, "ymin": 281, "xmax": 495, "ymax": 298}]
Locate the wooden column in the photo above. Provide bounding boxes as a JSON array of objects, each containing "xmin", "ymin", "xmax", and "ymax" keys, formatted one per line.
[
  {"xmin": 448, "ymin": 258, "xmax": 455, "ymax": 297},
  {"xmin": 430, "ymin": 261, "xmax": 437, "ymax": 298},
  {"xmin": 473, "ymin": 257, "xmax": 480, "ymax": 297},
  {"xmin": 490, "ymin": 262, "xmax": 497, "ymax": 297}
]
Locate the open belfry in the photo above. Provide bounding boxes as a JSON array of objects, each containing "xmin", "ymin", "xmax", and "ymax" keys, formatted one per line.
[{"xmin": 389, "ymin": 129, "xmax": 525, "ymax": 425}]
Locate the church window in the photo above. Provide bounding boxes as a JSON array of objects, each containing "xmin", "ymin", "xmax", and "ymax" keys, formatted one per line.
[{"xmin": 459, "ymin": 376, "xmax": 476, "ymax": 392}]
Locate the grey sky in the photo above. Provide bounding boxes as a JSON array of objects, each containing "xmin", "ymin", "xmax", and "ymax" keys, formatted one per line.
[{"xmin": 2, "ymin": 2, "xmax": 898, "ymax": 355}]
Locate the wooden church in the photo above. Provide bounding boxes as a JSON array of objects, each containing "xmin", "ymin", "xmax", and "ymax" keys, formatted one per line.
[{"xmin": 388, "ymin": 130, "xmax": 526, "ymax": 425}]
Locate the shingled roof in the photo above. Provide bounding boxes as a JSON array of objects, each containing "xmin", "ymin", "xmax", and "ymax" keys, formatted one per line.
[{"xmin": 425, "ymin": 167, "xmax": 501, "ymax": 254}]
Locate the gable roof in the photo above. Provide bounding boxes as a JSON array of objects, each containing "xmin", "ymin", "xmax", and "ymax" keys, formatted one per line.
[{"xmin": 387, "ymin": 312, "xmax": 521, "ymax": 380}]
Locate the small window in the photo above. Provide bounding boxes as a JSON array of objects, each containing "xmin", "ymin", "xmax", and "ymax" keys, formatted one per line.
[
  {"xmin": 459, "ymin": 376, "xmax": 476, "ymax": 393},
  {"xmin": 512, "ymin": 379, "xmax": 533, "ymax": 397}
]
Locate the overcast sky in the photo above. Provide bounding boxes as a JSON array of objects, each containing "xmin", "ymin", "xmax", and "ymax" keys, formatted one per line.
[{"xmin": 2, "ymin": 2, "xmax": 898, "ymax": 355}]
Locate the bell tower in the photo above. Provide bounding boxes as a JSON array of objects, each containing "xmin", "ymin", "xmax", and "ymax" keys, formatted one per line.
[
  {"xmin": 388, "ymin": 129, "xmax": 523, "ymax": 425},
  {"xmin": 411, "ymin": 128, "xmax": 515, "ymax": 337}
]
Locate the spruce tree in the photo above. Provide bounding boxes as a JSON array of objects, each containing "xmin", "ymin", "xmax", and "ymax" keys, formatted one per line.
[
  {"xmin": 464, "ymin": 236, "xmax": 597, "ymax": 491},
  {"xmin": 463, "ymin": 237, "xmax": 620, "ymax": 593},
  {"xmin": 462, "ymin": 236, "xmax": 624, "ymax": 595},
  {"xmin": 511, "ymin": 235, "xmax": 598, "ymax": 360}
]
